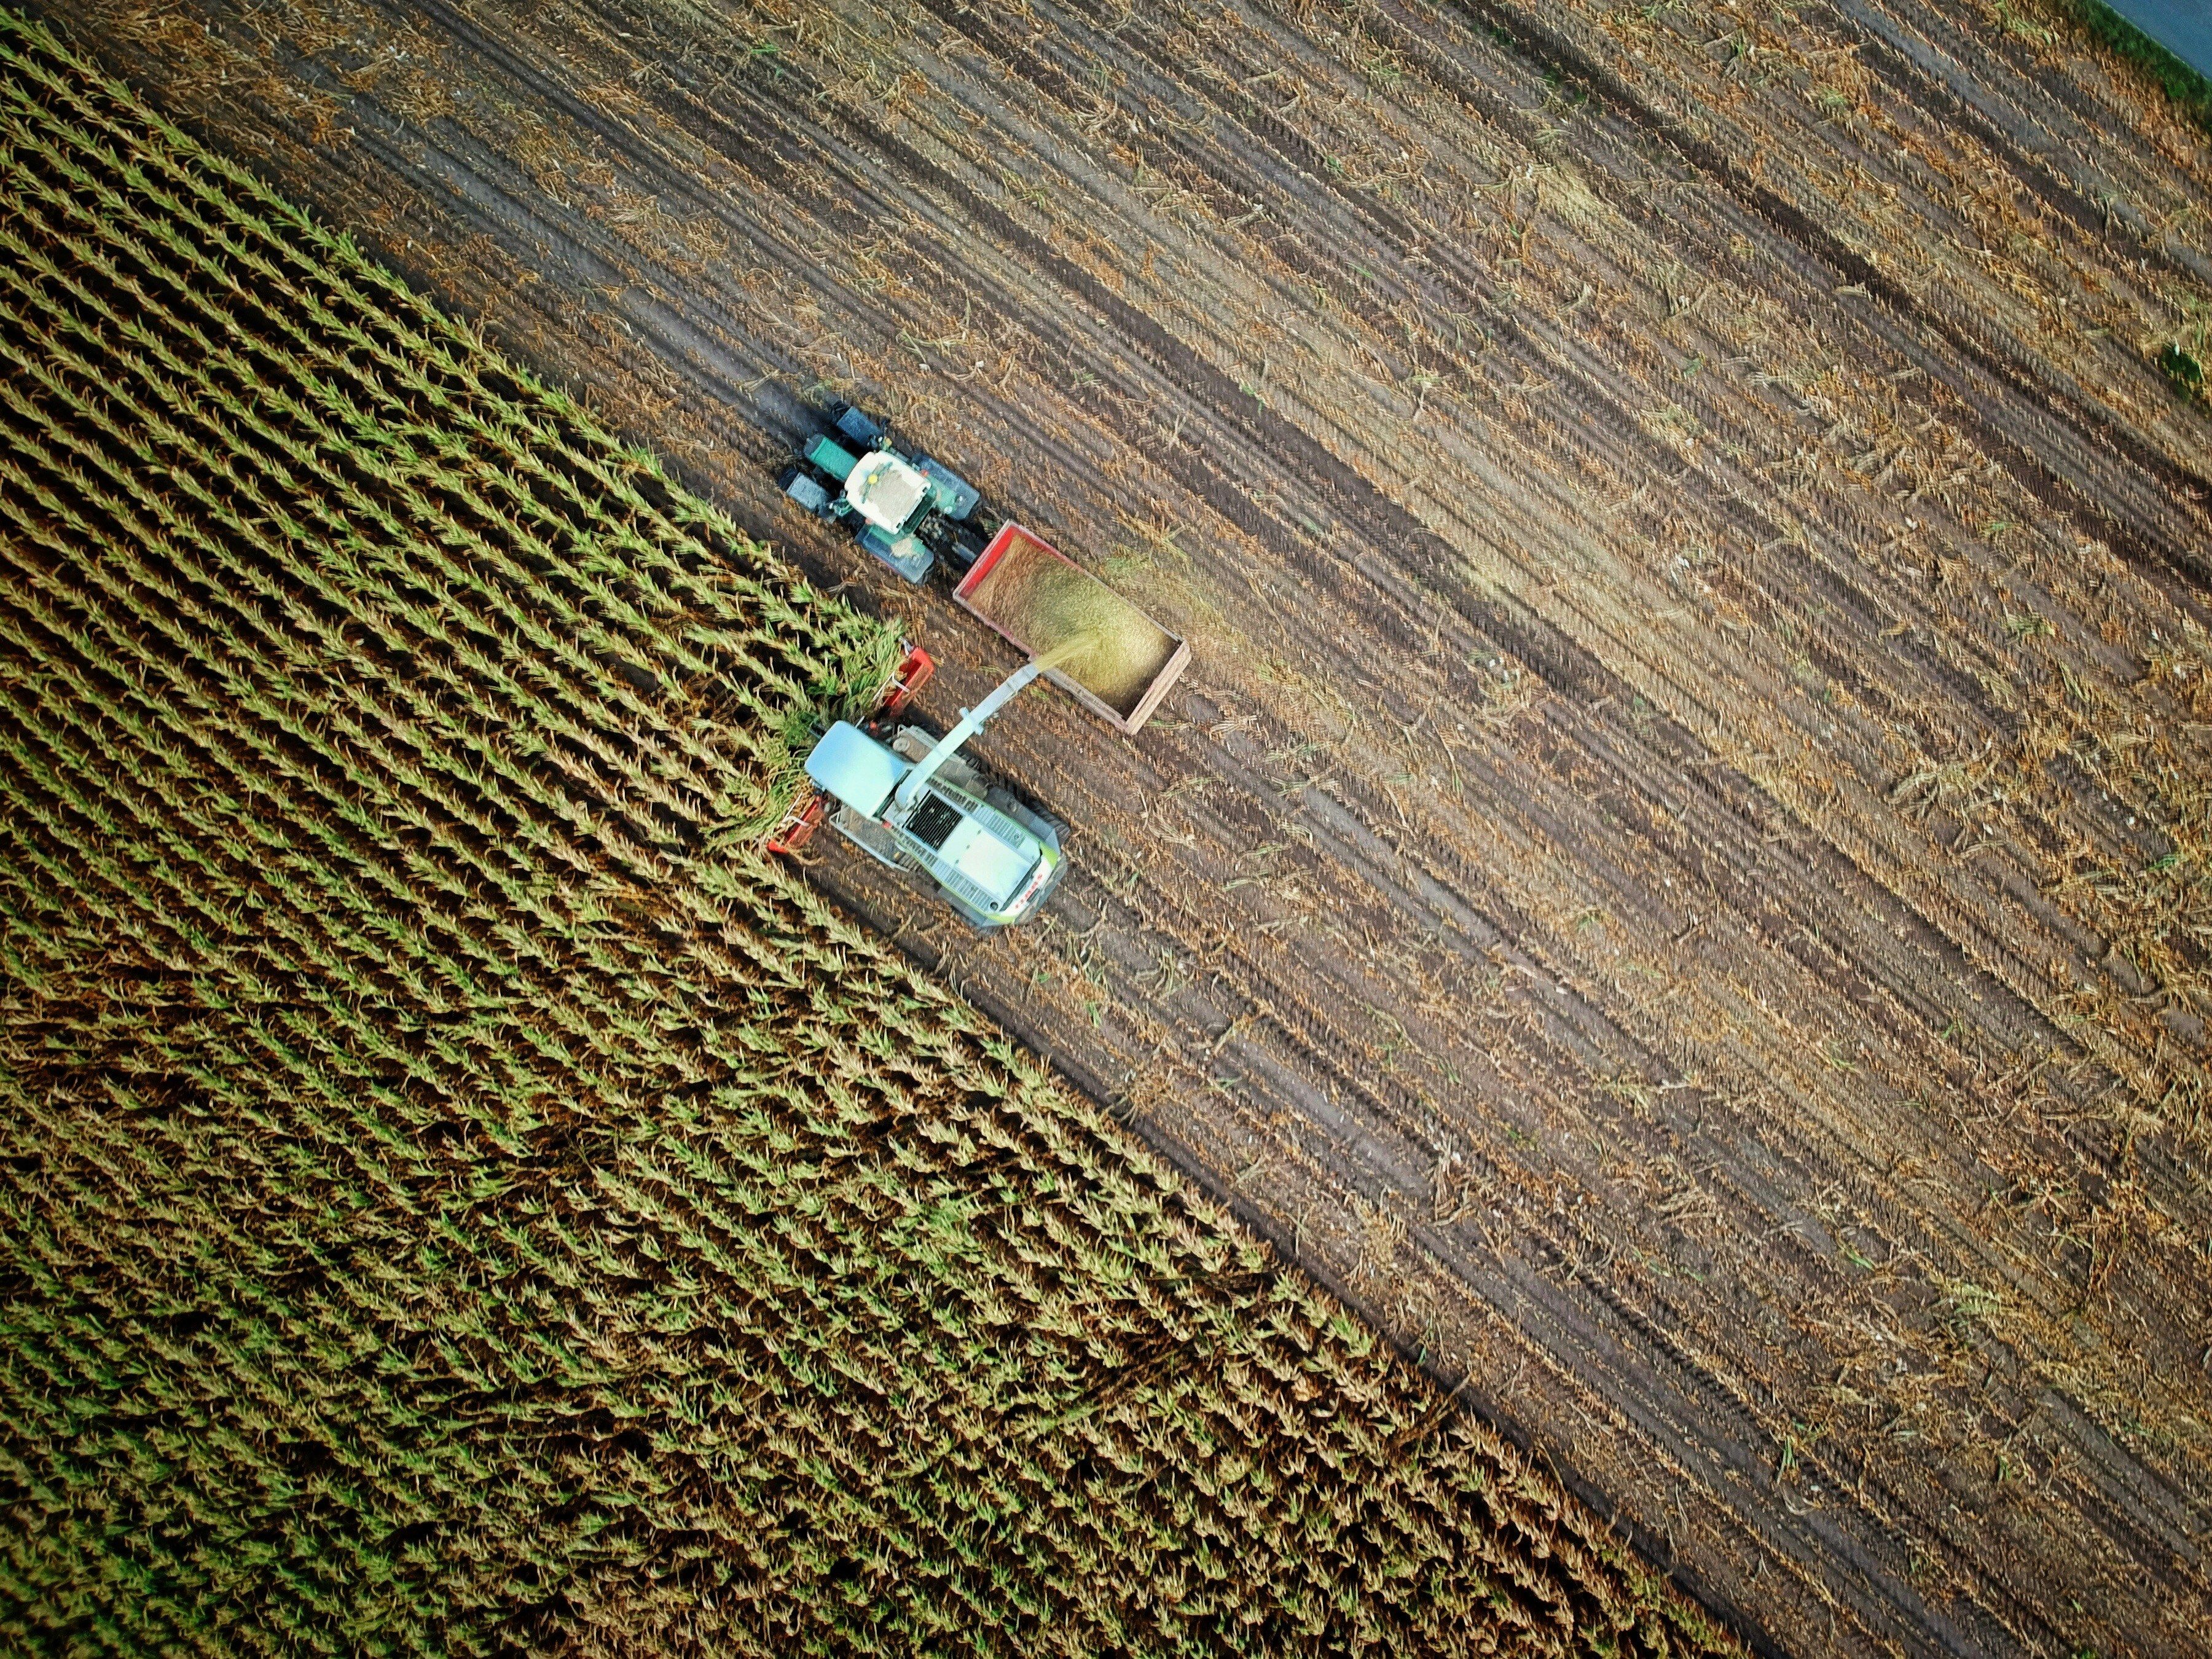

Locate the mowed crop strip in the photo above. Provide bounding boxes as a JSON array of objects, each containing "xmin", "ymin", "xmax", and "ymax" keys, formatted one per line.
[{"xmin": 0, "ymin": 17, "xmax": 1739, "ymax": 1655}]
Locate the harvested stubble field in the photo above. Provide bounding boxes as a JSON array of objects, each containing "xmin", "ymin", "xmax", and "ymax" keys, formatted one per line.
[
  {"xmin": 15, "ymin": 0, "xmax": 2212, "ymax": 1652},
  {"xmin": 0, "ymin": 20, "xmax": 1739, "ymax": 1654}
]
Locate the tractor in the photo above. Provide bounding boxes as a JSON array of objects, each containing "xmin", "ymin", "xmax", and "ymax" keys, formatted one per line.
[{"xmin": 777, "ymin": 402, "xmax": 992, "ymax": 583}]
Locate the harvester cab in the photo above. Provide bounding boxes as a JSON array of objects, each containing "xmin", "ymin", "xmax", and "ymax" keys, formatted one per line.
[
  {"xmin": 764, "ymin": 642, "xmax": 1080, "ymax": 931},
  {"xmin": 778, "ymin": 404, "xmax": 990, "ymax": 583}
]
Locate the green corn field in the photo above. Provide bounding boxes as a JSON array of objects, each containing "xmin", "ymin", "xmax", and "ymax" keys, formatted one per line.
[{"xmin": 0, "ymin": 12, "xmax": 1737, "ymax": 1654}]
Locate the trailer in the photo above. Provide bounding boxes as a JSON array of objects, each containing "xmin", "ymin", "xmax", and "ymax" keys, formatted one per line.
[{"xmin": 954, "ymin": 523, "xmax": 1190, "ymax": 735}]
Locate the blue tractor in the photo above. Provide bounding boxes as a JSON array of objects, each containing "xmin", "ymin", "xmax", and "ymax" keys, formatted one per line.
[{"xmin": 778, "ymin": 403, "xmax": 994, "ymax": 582}]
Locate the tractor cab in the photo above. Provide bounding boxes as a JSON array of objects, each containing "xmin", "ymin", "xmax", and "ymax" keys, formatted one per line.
[{"xmin": 843, "ymin": 451, "xmax": 931, "ymax": 533}]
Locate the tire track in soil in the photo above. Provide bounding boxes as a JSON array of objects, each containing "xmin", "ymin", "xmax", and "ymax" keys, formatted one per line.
[
  {"xmin": 1442, "ymin": 0, "xmax": 2212, "ymax": 606},
  {"xmin": 1826, "ymin": 0, "xmax": 2212, "ymax": 289},
  {"xmin": 1451, "ymin": 0, "xmax": 2212, "ymax": 599},
  {"xmin": 58, "ymin": 0, "xmax": 2212, "ymax": 1653}
]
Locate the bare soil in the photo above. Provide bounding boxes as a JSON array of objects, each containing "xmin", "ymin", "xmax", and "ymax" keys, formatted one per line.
[{"xmin": 47, "ymin": 0, "xmax": 2212, "ymax": 1651}]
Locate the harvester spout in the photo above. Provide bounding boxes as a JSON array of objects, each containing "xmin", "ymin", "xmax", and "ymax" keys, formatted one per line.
[{"xmin": 888, "ymin": 636, "xmax": 1091, "ymax": 818}]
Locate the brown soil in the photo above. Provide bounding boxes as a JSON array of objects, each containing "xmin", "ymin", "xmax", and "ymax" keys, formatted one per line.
[{"xmin": 50, "ymin": 0, "xmax": 2212, "ymax": 1652}]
